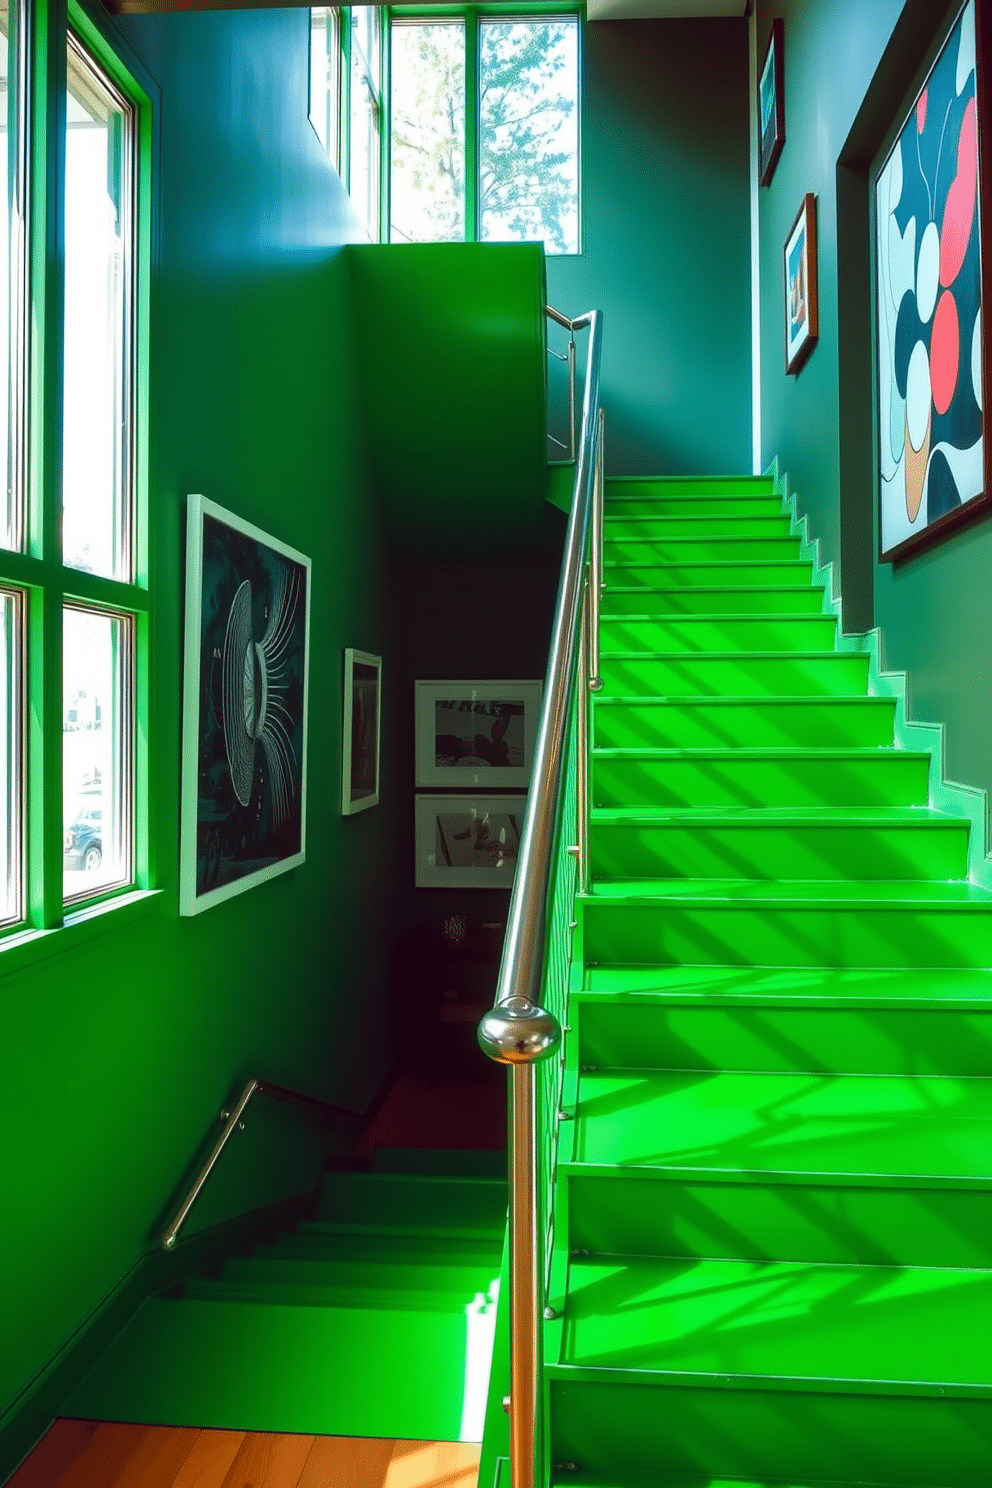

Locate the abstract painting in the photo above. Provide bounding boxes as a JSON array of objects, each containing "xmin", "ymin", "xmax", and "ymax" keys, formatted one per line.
[
  {"xmin": 784, "ymin": 194, "xmax": 819, "ymax": 374},
  {"xmin": 414, "ymin": 679, "xmax": 542, "ymax": 788},
  {"xmin": 759, "ymin": 18, "xmax": 785, "ymax": 188},
  {"xmin": 342, "ymin": 648, "xmax": 381, "ymax": 815},
  {"xmin": 414, "ymin": 795, "xmax": 526, "ymax": 888},
  {"xmin": 181, "ymin": 495, "xmax": 311, "ymax": 915},
  {"xmin": 875, "ymin": 0, "xmax": 989, "ymax": 560}
]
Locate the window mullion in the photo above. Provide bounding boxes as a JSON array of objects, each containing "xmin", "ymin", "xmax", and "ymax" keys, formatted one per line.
[{"xmin": 464, "ymin": 7, "xmax": 479, "ymax": 242}]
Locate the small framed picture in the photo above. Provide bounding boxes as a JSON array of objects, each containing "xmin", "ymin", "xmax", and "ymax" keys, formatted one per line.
[
  {"xmin": 342, "ymin": 648, "xmax": 381, "ymax": 815},
  {"xmin": 784, "ymin": 193, "xmax": 819, "ymax": 374},
  {"xmin": 180, "ymin": 495, "xmax": 311, "ymax": 916},
  {"xmin": 415, "ymin": 680, "xmax": 542, "ymax": 789},
  {"xmin": 758, "ymin": 18, "xmax": 785, "ymax": 187},
  {"xmin": 415, "ymin": 794, "xmax": 526, "ymax": 888}
]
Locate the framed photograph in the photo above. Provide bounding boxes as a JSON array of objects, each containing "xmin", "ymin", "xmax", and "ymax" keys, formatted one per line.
[
  {"xmin": 758, "ymin": 18, "xmax": 785, "ymax": 187},
  {"xmin": 415, "ymin": 794, "xmax": 526, "ymax": 888},
  {"xmin": 415, "ymin": 680, "xmax": 542, "ymax": 789},
  {"xmin": 874, "ymin": 0, "xmax": 990, "ymax": 562},
  {"xmin": 784, "ymin": 193, "xmax": 819, "ymax": 374},
  {"xmin": 180, "ymin": 495, "xmax": 311, "ymax": 916},
  {"xmin": 342, "ymin": 648, "xmax": 381, "ymax": 815}
]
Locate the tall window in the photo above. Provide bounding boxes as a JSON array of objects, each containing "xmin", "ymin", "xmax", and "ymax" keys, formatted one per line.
[
  {"xmin": 350, "ymin": 6, "xmax": 382, "ymax": 240},
  {"xmin": 1, "ymin": 4, "xmax": 150, "ymax": 943},
  {"xmin": 309, "ymin": 7, "xmax": 341, "ymax": 166}
]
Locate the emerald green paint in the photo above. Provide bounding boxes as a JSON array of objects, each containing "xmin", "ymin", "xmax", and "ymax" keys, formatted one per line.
[
  {"xmin": 594, "ymin": 696, "xmax": 897, "ymax": 749},
  {"xmin": 604, "ymin": 585, "xmax": 827, "ymax": 616},
  {"xmin": 599, "ymin": 653, "xmax": 870, "ymax": 698},
  {"xmin": 604, "ymin": 563, "xmax": 815, "ymax": 589},
  {"xmin": 599, "ymin": 616, "xmax": 838, "ymax": 652},
  {"xmin": 603, "ymin": 537, "xmax": 802, "ymax": 564},
  {"xmin": 348, "ymin": 242, "xmax": 549, "ymax": 554}
]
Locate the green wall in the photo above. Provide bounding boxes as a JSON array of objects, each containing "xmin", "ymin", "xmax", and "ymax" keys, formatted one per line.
[
  {"xmin": 547, "ymin": 17, "xmax": 752, "ymax": 477},
  {"xmin": 1, "ymin": 8, "xmax": 399, "ymax": 1430},
  {"xmin": 755, "ymin": 0, "xmax": 992, "ymax": 843}
]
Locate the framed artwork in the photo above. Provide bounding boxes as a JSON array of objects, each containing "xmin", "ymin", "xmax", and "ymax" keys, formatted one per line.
[
  {"xmin": 180, "ymin": 495, "xmax": 311, "ymax": 916},
  {"xmin": 758, "ymin": 18, "xmax": 785, "ymax": 187},
  {"xmin": 342, "ymin": 648, "xmax": 382, "ymax": 815},
  {"xmin": 414, "ymin": 680, "xmax": 542, "ymax": 789},
  {"xmin": 874, "ymin": 0, "xmax": 989, "ymax": 562},
  {"xmin": 415, "ymin": 794, "xmax": 526, "ymax": 888},
  {"xmin": 784, "ymin": 193, "xmax": 819, "ymax": 374}
]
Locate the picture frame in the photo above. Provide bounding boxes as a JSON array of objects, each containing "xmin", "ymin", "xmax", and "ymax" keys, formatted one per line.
[
  {"xmin": 180, "ymin": 495, "xmax": 311, "ymax": 916},
  {"xmin": 758, "ymin": 18, "xmax": 785, "ymax": 187},
  {"xmin": 342, "ymin": 648, "xmax": 382, "ymax": 815},
  {"xmin": 415, "ymin": 794, "xmax": 527, "ymax": 888},
  {"xmin": 784, "ymin": 193, "xmax": 819, "ymax": 374},
  {"xmin": 414, "ymin": 679, "xmax": 542, "ymax": 789},
  {"xmin": 874, "ymin": 0, "xmax": 990, "ymax": 562}
]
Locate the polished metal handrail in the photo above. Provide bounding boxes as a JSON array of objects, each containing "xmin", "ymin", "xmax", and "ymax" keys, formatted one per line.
[
  {"xmin": 479, "ymin": 303, "xmax": 603, "ymax": 1488},
  {"xmin": 161, "ymin": 1078, "xmax": 363, "ymax": 1251},
  {"xmin": 545, "ymin": 304, "xmax": 578, "ymax": 461}
]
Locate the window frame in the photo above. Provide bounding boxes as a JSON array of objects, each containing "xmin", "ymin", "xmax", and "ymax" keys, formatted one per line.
[{"xmin": 0, "ymin": 0, "xmax": 156, "ymax": 959}]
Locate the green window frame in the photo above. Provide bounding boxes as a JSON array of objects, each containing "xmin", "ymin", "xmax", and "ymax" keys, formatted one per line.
[{"xmin": 0, "ymin": 0, "xmax": 154, "ymax": 958}]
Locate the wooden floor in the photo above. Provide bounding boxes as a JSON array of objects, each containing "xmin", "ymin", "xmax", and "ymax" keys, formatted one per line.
[{"xmin": 6, "ymin": 1420, "xmax": 482, "ymax": 1488}]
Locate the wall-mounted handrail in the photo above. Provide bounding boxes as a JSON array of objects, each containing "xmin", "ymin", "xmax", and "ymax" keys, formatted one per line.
[
  {"xmin": 479, "ymin": 303, "xmax": 603, "ymax": 1488},
  {"xmin": 161, "ymin": 1078, "xmax": 363, "ymax": 1252},
  {"xmin": 545, "ymin": 304, "xmax": 578, "ymax": 461}
]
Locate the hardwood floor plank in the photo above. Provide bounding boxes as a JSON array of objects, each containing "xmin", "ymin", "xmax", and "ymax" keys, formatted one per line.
[
  {"xmin": 104, "ymin": 1425, "xmax": 200, "ymax": 1488},
  {"xmin": 385, "ymin": 1440, "xmax": 480, "ymax": 1488},
  {"xmin": 217, "ymin": 1431, "xmax": 314, "ymax": 1488},
  {"xmin": 4, "ymin": 1419, "xmax": 107, "ymax": 1488},
  {"xmin": 6, "ymin": 1420, "xmax": 188, "ymax": 1488},
  {"xmin": 169, "ymin": 1429, "xmax": 245, "ymax": 1487},
  {"xmin": 296, "ymin": 1435, "xmax": 394, "ymax": 1488}
]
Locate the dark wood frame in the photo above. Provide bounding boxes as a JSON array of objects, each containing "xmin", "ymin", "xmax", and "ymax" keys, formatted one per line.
[
  {"xmin": 758, "ymin": 18, "xmax": 785, "ymax": 187},
  {"xmin": 875, "ymin": 0, "xmax": 991, "ymax": 564},
  {"xmin": 783, "ymin": 193, "xmax": 819, "ymax": 375}
]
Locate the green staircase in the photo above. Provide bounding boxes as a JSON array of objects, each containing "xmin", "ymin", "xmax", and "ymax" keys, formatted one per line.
[
  {"xmin": 541, "ymin": 475, "xmax": 992, "ymax": 1488},
  {"xmin": 65, "ymin": 1152, "xmax": 506, "ymax": 1443}
]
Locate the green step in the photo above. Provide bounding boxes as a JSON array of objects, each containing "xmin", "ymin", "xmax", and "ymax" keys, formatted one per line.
[
  {"xmin": 569, "ymin": 992, "xmax": 992, "ymax": 1076},
  {"xmin": 602, "ymin": 537, "xmax": 802, "ymax": 564},
  {"xmin": 592, "ymin": 748, "xmax": 929, "ymax": 809},
  {"xmin": 598, "ymin": 653, "xmax": 869, "ymax": 698},
  {"xmin": 604, "ymin": 493, "xmax": 784, "ymax": 517},
  {"xmin": 215, "ymin": 1254, "xmax": 499, "ymax": 1295},
  {"xmin": 262, "ymin": 1226, "xmax": 502, "ymax": 1265},
  {"xmin": 65, "ymin": 1295, "xmax": 494, "ymax": 1439},
  {"xmin": 604, "ymin": 476, "xmax": 776, "ymax": 501},
  {"xmin": 580, "ymin": 880, "xmax": 992, "ymax": 968},
  {"xmin": 598, "ymin": 615, "xmax": 837, "ymax": 653},
  {"xmin": 604, "ymin": 562, "xmax": 815, "ymax": 589},
  {"xmin": 182, "ymin": 1278, "xmax": 480, "ymax": 1312},
  {"xmin": 588, "ymin": 808, "xmax": 969, "ymax": 882},
  {"xmin": 314, "ymin": 1170, "xmax": 507, "ymax": 1232},
  {"xmin": 593, "ymin": 696, "xmax": 896, "ymax": 749},
  {"xmin": 565, "ymin": 1068, "xmax": 991, "ymax": 1190},
  {"xmin": 556, "ymin": 1255, "xmax": 992, "ymax": 1391},
  {"xmin": 603, "ymin": 514, "xmax": 793, "ymax": 539},
  {"xmin": 581, "ymin": 963, "xmax": 992, "ymax": 1008},
  {"xmin": 602, "ymin": 586, "xmax": 827, "ymax": 616}
]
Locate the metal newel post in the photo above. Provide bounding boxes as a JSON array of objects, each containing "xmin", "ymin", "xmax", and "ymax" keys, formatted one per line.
[
  {"xmin": 510, "ymin": 1060, "xmax": 539, "ymax": 1488},
  {"xmin": 567, "ymin": 338, "xmax": 577, "ymax": 461},
  {"xmin": 576, "ymin": 575, "xmax": 590, "ymax": 895}
]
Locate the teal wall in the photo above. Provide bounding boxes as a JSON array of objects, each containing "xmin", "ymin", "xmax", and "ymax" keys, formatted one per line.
[
  {"xmin": 755, "ymin": 0, "xmax": 992, "ymax": 843},
  {"xmin": 1, "ymin": 8, "xmax": 399, "ymax": 1428},
  {"xmin": 548, "ymin": 18, "xmax": 752, "ymax": 477}
]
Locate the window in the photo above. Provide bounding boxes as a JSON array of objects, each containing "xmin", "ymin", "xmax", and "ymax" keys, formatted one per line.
[
  {"xmin": 309, "ymin": 7, "xmax": 341, "ymax": 166},
  {"xmin": 349, "ymin": 6, "xmax": 383, "ymax": 240},
  {"xmin": 0, "ymin": 2, "xmax": 150, "ymax": 944},
  {"xmin": 389, "ymin": 9, "xmax": 580, "ymax": 254}
]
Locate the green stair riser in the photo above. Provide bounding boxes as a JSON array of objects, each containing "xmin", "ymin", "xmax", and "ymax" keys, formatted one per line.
[
  {"xmin": 581, "ymin": 899, "xmax": 992, "ymax": 969},
  {"xmin": 598, "ymin": 617, "xmax": 837, "ymax": 653},
  {"xmin": 558, "ymin": 1255, "xmax": 992, "ymax": 1387},
  {"xmin": 581, "ymin": 964, "xmax": 992, "ymax": 1005},
  {"xmin": 598, "ymin": 654, "xmax": 870, "ymax": 698},
  {"xmin": 604, "ymin": 477, "xmax": 776, "ymax": 501},
  {"xmin": 547, "ymin": 1379, "xmax": 991, "ymax": 1487},
  {"xmin": 571, "ymin": 1001, "xmax": 992, "ymax": 1076},
  {"xmin": 217, "ymin": 1255, "xmax": 500, "ymax": 1294},
  {"xmin": 604, "ymin": 516, "xmax": 794, "ymax": 539},
  {"xmin": 603, "ymin": 538, "xmax": 802, "ymax": 564},
  {"xmin": 604, "ymin": 495, "xmax": 785, "ymax": 517},
  {"xmin": 182, "ymin": 1279, "xmax": 484, "ymax": 1312},
  {"xmin": 261, "ymin": 1230, "xmax": 502, "ymax": 1266},
  {"xmin": 593, "ymin": 698, "xmax": 896, "ymax": 750},
  {"xmin": 563, "ymin": 1174, "xmax": 992, "ymax": 1270},
  {"xmin": 603, "ymin": 587, "xmax": 827, "ymax": 616},
  {"xmin": 592, "ymin": 751, "xmax": 929, "ymax": 810},
  {"xmin": 604, "ymin": 563, "xmax": 815, "ymax": 589},
  {"xmin": 588, "ymin": 816, "xmax": 969, "ymax": 882},
  {"xmin": 313, "ymin": 1172, "xmax": 507, "ymax": 1230}
]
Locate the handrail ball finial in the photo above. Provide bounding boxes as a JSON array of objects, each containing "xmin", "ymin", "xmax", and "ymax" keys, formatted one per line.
[{"xmin": 478, "ymin": 996, "xmax": 562, "ymax": 1066}]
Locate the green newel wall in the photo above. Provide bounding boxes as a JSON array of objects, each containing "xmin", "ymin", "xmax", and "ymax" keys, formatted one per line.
[
  {"xmin": 1, "ymin": 9, "xmax": 399, "ymax": 1428},
  {"xmin": 547, "ymin": 17, "xmax": 752, "ymax": 478},
  {"xmin": 755, "ymin": 0, "xmax": 992, "ymax": 843}
]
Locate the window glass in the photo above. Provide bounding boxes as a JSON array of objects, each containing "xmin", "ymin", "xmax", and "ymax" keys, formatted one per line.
[
  {"xmin": 1, "ymin": 587, "xmax": 22, "ymax": 926},
  {"xmin": 309, "ymin": 7, "xmax": 341, "ymax": 165},
  {"xmin": 390, "ymin": 21, "xmax": 465, "ymax": 244},
  {"xmin": 62, "ymin": 35, "xmax": 135, "ymax": 580},
  {"xmin": 349, "ymin": 7, "xmax": 381, "ymax": 239},
  {"xmin": 479, "ymin": 17, "xmax": 579, "ymax": 255},
  {"xmin": 63, "ymin": 605, "xmax": 132, "ymax": 903},
  {"xmin": 2, "ymin": 0, "xmax": 28, "ymax": 553}
]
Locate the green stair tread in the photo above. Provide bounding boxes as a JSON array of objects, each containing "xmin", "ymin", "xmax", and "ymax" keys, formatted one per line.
[
  {"xmin": 264, "ymin": 1228, "xmax": 502, "ymax": 1264},
  {"xmin": 65, "ymin": 1296, "xmax": 493, "ymax": 1439},
  {"xmin": 182, "ymin": 1278, "xmax": 483, "ymax": 1312},
  {"xmin": 218, "ymin": 1255, "xmax": 500, "ymax": 1293},
  {"xmin": 585, "ymin": 878, "xmax": 992, "ymax": 904},
  {"xmin": 592, "ymin": 747, "xmax": 927, "ymax": 761},
  {"xmin": 590, "ymin": 807, "xmax": 962, "ymax": 827},
  {"xmin": 578, "ymin": 965, "xmax": 992, "ymax": 1010},
  {"xmin": 315, "ymin": 1170, "xmax": 507, "ymax": 1230},
  {"xmin": 370, "ymin": 1145, "xmax": 508, "ymax": 1177},
  {"xmin": 556, "ymin": 1256, "xmax": 992, "ymax": 1397},
  {"xmin": 567, "ymin": 1069, "xmax": 991, "ymax": 1188}
]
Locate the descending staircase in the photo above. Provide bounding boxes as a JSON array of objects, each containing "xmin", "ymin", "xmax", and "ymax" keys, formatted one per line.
[
  {"xmin": 66, "ymin": 1152, "xmax": 506, "ymax": 1444},
  {"xmin": 540, "ymin": 475, "xmax": 992, "ymax": 1488}
]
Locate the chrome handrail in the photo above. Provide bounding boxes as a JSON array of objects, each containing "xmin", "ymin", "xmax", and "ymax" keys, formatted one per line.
[
  {"xmin": 479, "ymin": 303, "xmax": 603, "ymax": 1488},
  {"xmin": 545, "ymin": 304, "xmax": 577, "ymax": 461},
  {"xmin": 161, "ymin": 1078, "xmax": 362, "ymax": 1251}
]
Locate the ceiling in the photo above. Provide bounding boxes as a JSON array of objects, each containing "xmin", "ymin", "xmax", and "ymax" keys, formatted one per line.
[{"xmin": 586, "ymin": 0, "xmax": 748, "ymax": 19}]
